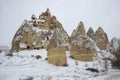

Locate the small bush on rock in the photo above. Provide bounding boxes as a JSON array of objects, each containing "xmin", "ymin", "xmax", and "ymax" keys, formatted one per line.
[
  {"xmin": 45, "ymin": 58, "xmax": 47, "ymax": 60},
  {"xmin": 86, "ymin": 68, "xmax": 99, "ymax": 73},
  {"xmin": 19, "ymin": 76, "xmax": 33, "ymax": 80},
  {"xmin": 6, "ymin": 52, "xmax": 13, "ymax": 57},
  {"xmin": 31, "ymin": 55, "xmax": 34, "ymax": 57},
  {"xmin": 75, "ymin": 61, "xmax": 79, "ymax": 65},
  {"xmin": 69, "ymin": 55, "xmax": 74, "ymax": 59},
  {"xmin": 36, "ymin": 55, "xmax": 42, "ymax": 59}
]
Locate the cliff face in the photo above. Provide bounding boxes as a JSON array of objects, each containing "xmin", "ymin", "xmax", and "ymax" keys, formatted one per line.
[{"xmin": 11, "ymin": 8, "xmax": 69, "ymax": 51}]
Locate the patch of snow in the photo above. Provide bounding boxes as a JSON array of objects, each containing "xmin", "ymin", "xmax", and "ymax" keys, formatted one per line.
[
  {"xmin": 40, "ymin": 19, "xmax": 45, "ymax": 23},
  {"xmin": 93, "ymin": 50, "xmax": 115, "ymax": 71},
  {"xmin": 14, "ymin": 35, "xmax": 23, "ymax": 41},
  {"xmin": 21, "ymin": 20, "xmax": 28, "ymax": 27},
  {"xmin": 32, "ymin": 42, "xmax": 36, "ymax": 45},
  {"xmin": 20, "ymin": 43, "xmax": 27, "ymax": 48},
  {"xmin": 0, "ymin": 49, "xmax": 120, "ymax": 80},
  {"xmin": 24, "ymin": 27, "xmax": 30, "ymax": 32},
  {"xmin": 111, "ymin": 37, "xmax": 120, "ymax": 52},
  {"xmin": 32, "ymin": 27, "xmax": 48, "ymax": 33}
]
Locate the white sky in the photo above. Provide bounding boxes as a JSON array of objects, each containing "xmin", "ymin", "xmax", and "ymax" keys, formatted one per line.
[{"xmin": 0, "ymin": 0, "xmax": 120, "ymax": 45}]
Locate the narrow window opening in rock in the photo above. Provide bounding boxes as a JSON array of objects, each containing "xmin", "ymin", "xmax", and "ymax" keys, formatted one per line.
[
  {"xmin": 37, "ymin": 47, "xmax": 39, "ymax": 50},
  {"xmin": 41, "ymin": 46, "xmax": 43, "ymax": 49},
  {"xmin": 27, "ymin": 46, "xmax": 30, "ymax": 49},
  {"xmin": 41, "ymin": 22, "xmax": 44, "ymax": 24},
  {"xmin": 47, "ymin": 36, "xmax": 49, "ymax": 40},
  {"xmin": 41, "ymin": 42, "xmax": 43, "ymax": 44}
]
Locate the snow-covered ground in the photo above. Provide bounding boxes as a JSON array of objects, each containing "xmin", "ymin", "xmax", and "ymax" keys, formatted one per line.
[{"xmin": 0, "ymin": 49, "xmax": 120, "ymax": 80}]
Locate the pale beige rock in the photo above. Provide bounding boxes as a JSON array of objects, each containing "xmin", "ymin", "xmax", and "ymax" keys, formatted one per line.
[
  {"xmin": 11, "ymin": 8, "xmax": 69, "ymax": 51},
  {"xmin": 70, "ymin": 21, "xmax": 86, "ymax": 44},
  {"xmin": 47, "ymin": 47, "xmax": 67, "ymax": 66}
]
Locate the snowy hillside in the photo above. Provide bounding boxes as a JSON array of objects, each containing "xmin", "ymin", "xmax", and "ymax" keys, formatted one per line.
[{"xmin": 0, "ymin": 49, "xmax": 120, "ymax": 80}]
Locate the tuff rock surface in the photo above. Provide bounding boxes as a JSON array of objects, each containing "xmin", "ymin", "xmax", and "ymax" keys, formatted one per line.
[
  {"xmin": 95, "ymin": 27, "xmax": 108, "ymax": 50},
  {"xmin": 69, "ymin": 22, "xmax": 98, "ymax": 61},
  {"xmin": 70, "ymin": 34, "xmax": 97, "ymax": 61},
  {"xmin": 11, "ymin": 8, "xmax": 69, "ymax": 51},
  {"xmin": 70, "ymin": 21, "xmax": 86, "ymax": 44},
  {"xmin": 47, "ymin": 47, "xmax": 67, "ymax": 66}
]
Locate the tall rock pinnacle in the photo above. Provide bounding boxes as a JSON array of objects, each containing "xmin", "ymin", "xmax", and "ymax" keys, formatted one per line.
[
  {"xmin": 71, "ymin": 21, "xmax": 86, "ymax": 37},
  {"xmin": 87, "ymin": 27, "xmax": 95, "ymax": 40},
  {"xmin": 95, "ymin": 27, "xmax": 108, "ymax": 50}
]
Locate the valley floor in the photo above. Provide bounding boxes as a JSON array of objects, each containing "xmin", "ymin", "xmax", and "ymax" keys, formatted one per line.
[{"xmin": 0, "ymin": 49, "xmax": 120, "ymax": 80}]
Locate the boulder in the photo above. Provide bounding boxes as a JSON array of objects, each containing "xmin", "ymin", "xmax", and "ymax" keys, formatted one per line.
[
  {"xmin": 47, "ymin": 47, "xmax": 67, "ymax": 66},
  {"xmin": 95, "ymin": 27, "xmax": 108, "ymax": 50}
]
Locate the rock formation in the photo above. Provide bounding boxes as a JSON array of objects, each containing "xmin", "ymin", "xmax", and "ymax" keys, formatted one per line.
[
  {"xmin": 87, "ymin": 27, "xmax": 95, "ymax": 41},
  {"xmin": 70, "ymin": 34, "xmax": 97, "ymax": 61},
  {"xmin": 11, "ymin": 8, "xmax": 69, "ymax": 51},
  {"xmin": 11, "ymin": 8, "xmax": 111, "ymax": 62},
  {"xmin": 106, "ymin": 37, "xmax": 120, "ymax": 69},
  {"xmin": 47, "ymin": 47, "xmax": 67, "ymax": 66},
  {"xmin": 106, "ymin": 37, "xmax": 120, "ymax": 53},
  {"xmin": 70, "ymin": 21, "xmax": 86, "ymax": 44},
  {"xmin": 95, "ymin": 27, "xmax": 108, "ymax": 50},
  {"xmin": 47, "ymin": 27, "xmax": 69, "ymax": 50},
  {"xmin": 70, "ymin": 22, "xmax": 98, "ymax": 61},
  {"xmin": 71, "ymin": 21, "xmax": 86, "ymax": 37}
]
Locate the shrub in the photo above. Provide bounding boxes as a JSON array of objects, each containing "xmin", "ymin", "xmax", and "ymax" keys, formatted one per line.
[
  {"xmin": 6, "ymin": 52, "xmax": 13, "ymax": 57},
  {"xmin": 86, "ymin": 68, "xmax": 99, "ymax": 73},
  {"xmin": 63, "ymin": 63, "xmax": 69, "ymax": 67},
  {"xmin": 36, "ymin": 55, "xmax": 42, "ymax": 59},
  {"xmin": 45, "ymin": 58, "xmax": 47, "ymax": 60},
  {"xmin": 69, "ymin": 55, "xmax": 74, "ymax": 59},
  {"xmin": 19, "ymin": 76, "xmax": 33, "ymax": 80},
  {"xmin": 0, "ymin": 50, "xmax": 2, "ymax": 53},
  {"xmin": 75, "ymin": 61, "xmax": 79, "ymax": 65},
  {"xmin": 31, "ymin": 55, "xmax": 34, "ymax": 57}
]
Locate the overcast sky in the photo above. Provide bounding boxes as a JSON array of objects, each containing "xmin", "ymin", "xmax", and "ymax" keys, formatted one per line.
[{"xmin": 0, "ymin": 0, "xmax": 120, "ymax": 46}]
